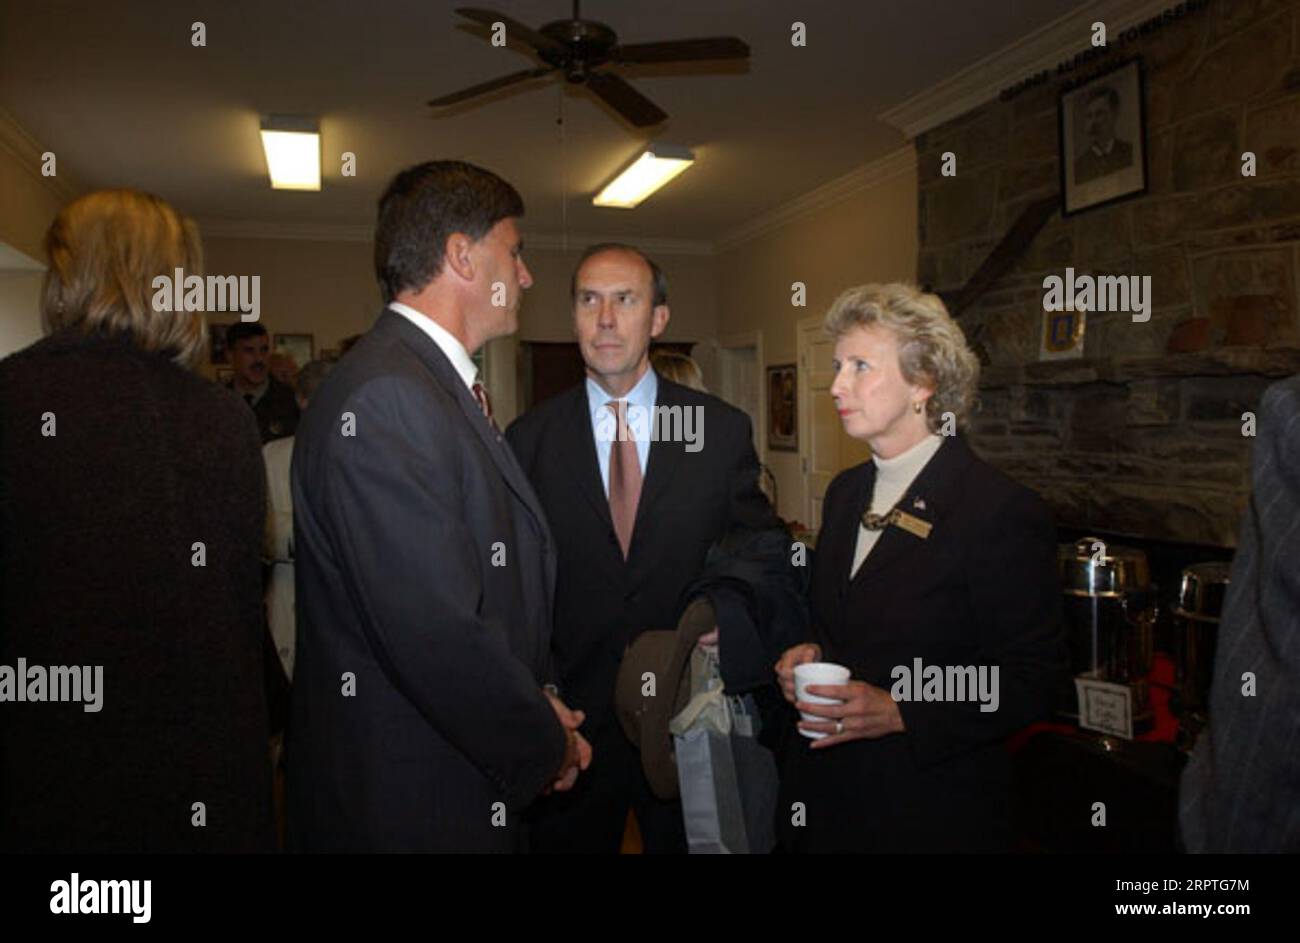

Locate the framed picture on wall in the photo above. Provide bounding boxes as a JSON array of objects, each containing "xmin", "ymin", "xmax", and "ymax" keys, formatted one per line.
[
  {"xmin": 767, "ymin": 363, "xmax": 797, "ymax": 452},
  {"xmin": 1058, "ymin": 57, "xmax": 1148, "ymax": 217},
  {"xmin": 273, "ymin": 333, "xmax": 314, "ymax": 369}
]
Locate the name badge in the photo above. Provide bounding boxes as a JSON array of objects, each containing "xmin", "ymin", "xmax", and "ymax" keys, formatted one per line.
[{"xmin": 891, "ymin": 510, "xmax": 932, "ymax": 539}]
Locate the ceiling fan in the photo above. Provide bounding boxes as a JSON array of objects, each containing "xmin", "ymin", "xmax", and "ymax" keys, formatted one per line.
[{"xmin": 427, "ymin": 2, "xmax": 750, "ymax": 127}]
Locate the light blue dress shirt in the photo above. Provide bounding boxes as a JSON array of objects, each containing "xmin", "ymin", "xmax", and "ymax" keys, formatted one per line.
[{"xmin": 586, "ymin": 367, "xmax": 657, "ymax": 495}]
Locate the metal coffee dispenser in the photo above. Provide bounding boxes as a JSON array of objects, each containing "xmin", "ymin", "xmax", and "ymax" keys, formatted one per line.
[
  {"xmin": 1058, "ymin": 537, "xmax": 1157, "ymax": 732},
  {"xmin": 1172, "ymin": 561, "xmax": 1231, "ymax": 747}
]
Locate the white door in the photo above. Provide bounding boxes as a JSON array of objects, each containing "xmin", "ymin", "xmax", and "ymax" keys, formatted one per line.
[{"xmin": 798, "ymin": 318, "xmax": 871, "ymax": 530}]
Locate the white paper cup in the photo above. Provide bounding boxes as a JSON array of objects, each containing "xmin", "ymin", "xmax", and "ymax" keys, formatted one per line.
[{"xmin": 794, "ymin": 662, "xmax": 850, "ymax": 739}]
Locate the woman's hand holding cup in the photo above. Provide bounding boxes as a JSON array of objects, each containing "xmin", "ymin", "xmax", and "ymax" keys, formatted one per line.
[{"xmin": 775, "ymin": 643, "xmax": 822, "ymax": 704}]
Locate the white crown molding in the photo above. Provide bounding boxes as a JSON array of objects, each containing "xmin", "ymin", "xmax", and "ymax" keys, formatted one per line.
[
  {"xmin": 879, "ymin": 0, "xmax": 1179, "ymax": 139},
  {"xmin": 198, "ymin": 217, "xmax": 714, "ymax": 256},
  {"xmin": 201, "ymin": 148, "xmax": 921, "ymax": 258},
  {"xmin": 522, "ymin": 231, "xmax": 713, "ymax": 256},
  {"xmin": 0, "ymin": 107, "xmax": 81, "ymax": 202},
  {"xmin": 714, "ymin": 145, "xmax": 916, "ymax": 253}
]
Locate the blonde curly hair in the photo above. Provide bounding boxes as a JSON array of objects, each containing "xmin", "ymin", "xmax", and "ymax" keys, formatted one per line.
[{"xmin": 823, "ymin": 283, "xmax": 979, "ymax": 432}]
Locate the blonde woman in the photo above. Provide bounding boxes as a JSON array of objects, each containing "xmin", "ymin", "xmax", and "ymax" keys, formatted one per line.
[
  {"xmin": 774, "ymin": 283, "xmax": 1065, "ymax": 852},
  {"xmin": 0, "ymin": 190, "xmax": 273, "ymax": 852}
]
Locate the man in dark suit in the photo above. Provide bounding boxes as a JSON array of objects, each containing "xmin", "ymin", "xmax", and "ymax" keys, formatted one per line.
[
  {"xmin": 226, "ymin": 322, "xmax": 299, "ymax": 443},
  {"xmin": 507, "ymin": 243, "xmax": 791, "ymax": 853},
  {"xmin": 287, "ymin": 161, "xmax": 590, "ymax": 853},
  {"xmin": 1180, "ymin": 374, "xmax": 1300, "ymax": 852},
  {"xmin": 1073, "ymin": 85, "xmax": 1134, "ymax": 185}
]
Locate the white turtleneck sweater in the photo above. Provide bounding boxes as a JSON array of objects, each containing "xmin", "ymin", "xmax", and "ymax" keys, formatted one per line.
[{"xmin": 850, "ymin": 433, "xmax": 944, "ymax": 578}]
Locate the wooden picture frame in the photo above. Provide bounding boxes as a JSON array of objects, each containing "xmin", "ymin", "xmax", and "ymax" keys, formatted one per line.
[
  {"xmin": 273, "ymin": 333, "xmax": 314, "ymax": 369},
  {"xmin": 767, "ymin": 363, "xmax": 797, "ymax": 452},
  {"xmin": 1058, "ymin": 57, "xmax": 1148, "ymax": 217}
]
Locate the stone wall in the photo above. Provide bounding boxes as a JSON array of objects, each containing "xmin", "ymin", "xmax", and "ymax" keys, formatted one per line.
[{"xmin": 915, "ymin": 0, "xmax": 1300, "ymax": 547}]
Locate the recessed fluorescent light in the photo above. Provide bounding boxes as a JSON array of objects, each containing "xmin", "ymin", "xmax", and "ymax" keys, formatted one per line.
[
  {"xmin": 593, "ymin": 144, "xmax": 694, "ymax": 208},
  {"xmin": 260, "ymin": 115, "xmax": 321, "ymax": 191}
]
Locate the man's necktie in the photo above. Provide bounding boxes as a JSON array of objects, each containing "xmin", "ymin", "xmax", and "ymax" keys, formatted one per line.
[
  {"xmin": 472, "ymin": 380, "xmax": 499, "ymax": 434},
  {"xmin": 606, "ymin": 400, "xmax": 642, "ymax": 559}
]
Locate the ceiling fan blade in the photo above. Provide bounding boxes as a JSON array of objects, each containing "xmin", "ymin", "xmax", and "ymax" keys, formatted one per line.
[
  {"xmin": 427, "ymin": 67, "xmax": 554, "ymax": 107},
  {"xmin": 617, "ymin": 37, "xmax": 749, "ymax": 64},
  {"xmin": 455, "ymin": 7, "xmax": 568, "ymax": 57},
  {"xmin": 585, "ymin": 72, "xmax": 667, "ymax": 127}
]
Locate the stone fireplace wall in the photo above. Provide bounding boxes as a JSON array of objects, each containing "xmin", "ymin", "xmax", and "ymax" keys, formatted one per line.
[{"xmin": 915, "ymin": 0, "xmax": 1300, "ymax": 547}]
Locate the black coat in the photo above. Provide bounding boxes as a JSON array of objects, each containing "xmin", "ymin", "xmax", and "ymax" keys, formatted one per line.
[
  {"xmin": 0, "ymin": 328, "xmax": 274, "ymax": 852},
  {"xmin": 252, "ymin": 376, "xmax": 299, "ymax": 443},
  {"xmin": 506, "ymin": 376, "xmax": 787, "ymax": 732},
  {"xmin": 778, "ymin": 434, "xmax": 1066, "ymax": 853},
  {"xmin": 286, "ymin": 309, "xmax": 565, "ymax": 852}
]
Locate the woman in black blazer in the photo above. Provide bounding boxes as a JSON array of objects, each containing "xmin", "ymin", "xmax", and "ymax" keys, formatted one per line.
[
  {"xmin": 775, "ymin": 283, "xmax": 1065, "ymax": 853},
  {"xmin": 0, "ymin": 190, "xmax": 273, "ymax": 851}
]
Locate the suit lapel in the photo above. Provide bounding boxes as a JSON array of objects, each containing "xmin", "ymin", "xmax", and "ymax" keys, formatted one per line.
[
  {"xmin": 847, "ymin": 434, "xmax": 972, "ymax": 588},
  {"xmin": 566, "ymin": 385, "xmax": 617, "ymax": 539},
  {"xmin": 632, "ymin": 377, "xmax": 686, "ymax": 538}
]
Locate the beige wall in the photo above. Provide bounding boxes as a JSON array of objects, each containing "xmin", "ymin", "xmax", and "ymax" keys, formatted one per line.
[
  {"xmin": 716, "ymin": 161, "xmax": 919, "ymax": 521},
  {"xmin": 200, "ymin": 234, "xmax": 719, "ymax": 425}
]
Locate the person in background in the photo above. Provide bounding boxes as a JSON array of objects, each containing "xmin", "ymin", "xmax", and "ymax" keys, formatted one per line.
[
  {"xmin": 263, "ymin": 359, "xmax": 334, "ymax": 683},
  {"xmin": 774, "ymin": 283, "xmax": 1064, "ymax": 852},
  {"xmin": 268, "ymin": 351, "xmax": 299, "ymax": 390},
  {"xmin": 226, "ymin": 322, "xmax": 299, "ymax": 442},
  {"xmin": 1180, "ymin": 373, "xmax": 1300, "ymax": 852},
  {"xmin": 508, "ymin": 243, "xmax": 798, "ymax": 853},
  {"xmin": 0, "ymin": 188, "xmax": 273, "ymax": 852},
  {"xmin": 650, "ymin": 348, "xmax": 706, "ymax": 392}
]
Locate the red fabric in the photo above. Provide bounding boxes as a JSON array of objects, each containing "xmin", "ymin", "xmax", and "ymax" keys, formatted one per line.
[{"xmin": 1008, "ymin": 652, "xmax": 1179, "ymax": 753}]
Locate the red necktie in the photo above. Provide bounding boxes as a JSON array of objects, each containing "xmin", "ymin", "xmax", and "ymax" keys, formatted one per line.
[
  {"xmin": 472, "ymin": 380, "xmax": 499, "ymax": 434},
  {"xmin": 607, "ymin": 400, "xmax": 642, "ymax": 559}
]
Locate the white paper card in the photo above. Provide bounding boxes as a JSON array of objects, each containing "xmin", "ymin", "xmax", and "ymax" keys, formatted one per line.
[{"xmin": 1075, "ymin": 674, "xmax": 1134, "ymax": 740}]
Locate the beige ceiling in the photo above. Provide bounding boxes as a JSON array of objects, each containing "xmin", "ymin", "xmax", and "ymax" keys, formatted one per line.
[{"xmin": 1, "ymin": 0, "xmax": 1090, "ymax": 241}]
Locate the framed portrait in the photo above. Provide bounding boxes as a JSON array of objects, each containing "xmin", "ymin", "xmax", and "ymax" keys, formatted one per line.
[
  {"xmin": 208, "ymin": 322, "xmax": 234, "ymax": 364},
  {"xmin": 1058, "ymin": 57, "xmax": 1148, "ymax": 217},
  {"xmin": 766, "ymin": 363, "xmax": 797, "ymax": 452},
  {"xmin": 273, "ymin": 333, "xmax": 314, "ymax": 369}
]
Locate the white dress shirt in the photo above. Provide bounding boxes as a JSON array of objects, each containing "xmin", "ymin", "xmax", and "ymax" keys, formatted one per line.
[
  {"xmin": 586, "ymin": 366, "xmax": 657, "ymax": 494},
  {"xmin": 388, "ymin": 301, "xmax": 478, "ymax": 391}
]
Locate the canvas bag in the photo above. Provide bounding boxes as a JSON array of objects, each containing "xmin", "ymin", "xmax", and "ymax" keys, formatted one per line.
[{"xmin": 668, "ymin": 647, "xmax": 778, "ymax": 854}]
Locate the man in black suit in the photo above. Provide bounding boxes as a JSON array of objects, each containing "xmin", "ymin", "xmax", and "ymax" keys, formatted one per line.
[
  {"xmin": 1073, "ymin": 85, "xmax": 1134, "ymax": 185},
  {"xmin": 226, "ymin": 322, "xmax": 299, "ymax": 442},
  {"xmin": 287, "ymin": 161, "xmax": 590, "ymax": 852},
  {"xmin": 1180, "ymin": 374, "xmax": 1300, "ymax": 852},
  {"xmin": 507, "ymin": 243, "xmax": 790, "ymax": 853}
]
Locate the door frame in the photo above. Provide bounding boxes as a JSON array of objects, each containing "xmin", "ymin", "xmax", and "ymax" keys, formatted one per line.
[
  {"xmin": 795, "ymin": 315, "xmax": 822, "ymax": 526},
  {"xmin": 714, "ymin": 330, "xmax": 764, "ymax": 451}
]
